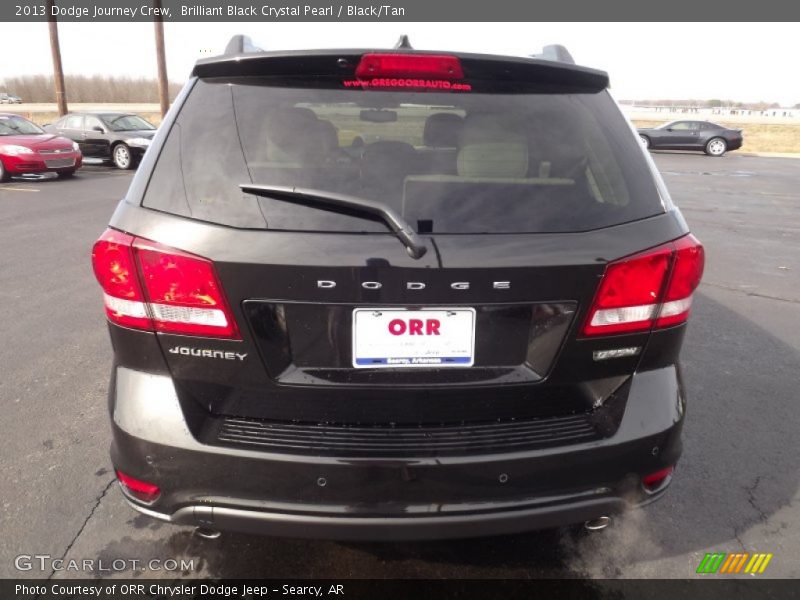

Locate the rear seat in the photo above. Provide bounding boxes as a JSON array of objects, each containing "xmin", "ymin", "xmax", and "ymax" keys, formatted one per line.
[{"xmin": 402, "ymin": 114, "xmax": 577, "ymax": 228}]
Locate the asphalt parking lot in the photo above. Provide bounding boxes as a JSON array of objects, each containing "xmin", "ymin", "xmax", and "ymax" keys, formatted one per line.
[{"xmin": 0, "ymin": 153, "xmax": 798, "ymax": 579}]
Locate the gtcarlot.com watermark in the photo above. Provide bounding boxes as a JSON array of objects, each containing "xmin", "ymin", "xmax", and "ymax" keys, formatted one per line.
[{"xmin": 15, "ymin": 554, "xmax": 195, "ymax": 573}]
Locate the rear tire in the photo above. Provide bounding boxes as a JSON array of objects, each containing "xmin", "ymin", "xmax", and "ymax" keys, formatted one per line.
[
  {"xmin": 0, "ymin": 160, "xmax": 9, "ymax": 182},
  {"xmin": 705, "ymin": 137, "xmax": 727, "ymax": 157},
  {"xmin": 112, "ymin": 143, "xmax": 134, "ymax": 170},
  {"xmin": 57, "ymin": 169, "xmax": 76, "ymax": 178},
  {"xmin": 639, "ymin": 135, "xmax": 650, "ymax": 149}
]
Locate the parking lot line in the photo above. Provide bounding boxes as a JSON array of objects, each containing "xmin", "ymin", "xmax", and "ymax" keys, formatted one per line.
[
  {"xmin": 75, "ymin": 170, "xmax": 133, "ymax": 176},
  {"xmin": 0, "ymin": 186, "xmax": 40, "ymax": 192}
]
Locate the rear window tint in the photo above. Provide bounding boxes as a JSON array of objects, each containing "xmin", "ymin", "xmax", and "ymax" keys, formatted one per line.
[{"xmin": 142, "ymin": 78, "xmax": 663, "ymax": 233}]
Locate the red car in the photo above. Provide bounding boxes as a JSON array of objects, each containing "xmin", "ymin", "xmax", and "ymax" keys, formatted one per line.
[{"xmin": 0, "ymin": 113, "xmax": 82, "ymax": 181}]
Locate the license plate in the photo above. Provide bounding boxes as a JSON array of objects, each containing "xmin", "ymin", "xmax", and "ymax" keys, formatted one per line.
[{"xmin": 352, "ymin": 308, "xmax": 475, "ymax": 369}]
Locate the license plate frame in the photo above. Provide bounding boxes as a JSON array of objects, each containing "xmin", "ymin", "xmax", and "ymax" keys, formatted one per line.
[{"xmin": 352, "ymin": 307, "xmax": 476, "ymax": 369}]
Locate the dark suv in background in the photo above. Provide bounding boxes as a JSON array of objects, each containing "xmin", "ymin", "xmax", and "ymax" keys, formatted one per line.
[{"xmin": 92, "ymin": 39, "xmax": 704, "ymax": 540}]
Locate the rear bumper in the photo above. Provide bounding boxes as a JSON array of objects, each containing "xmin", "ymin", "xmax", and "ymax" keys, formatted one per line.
[
  {"xmin": 123, "ymin": 494, "xmax": 640, "ymax": 541},
  {"xmin": 728, "ymin": 137, "xmax": 743, "ymax": 151},
  {"xmin": 110, "ymin": 365, "xmax": 684, "ymax": 540}
]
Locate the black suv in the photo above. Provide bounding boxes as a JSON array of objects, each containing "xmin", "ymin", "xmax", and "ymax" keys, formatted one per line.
[{"xmin": 92, "ymin": 39, "xmax": 704, "ymax": 540}]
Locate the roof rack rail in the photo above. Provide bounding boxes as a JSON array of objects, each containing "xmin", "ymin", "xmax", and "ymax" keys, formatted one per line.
[
  {"xmin": 224, "ymin": 35, "xmax": 264, "ymax": 55},
  {"xmin": 531, "ymin": 44, "xmax": 575, "ymax": 65}
]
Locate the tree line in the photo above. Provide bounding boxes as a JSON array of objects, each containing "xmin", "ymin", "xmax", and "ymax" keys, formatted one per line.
[{"xmin": 0, "ymin": 74, "xmax": 183, "ymax": 103}]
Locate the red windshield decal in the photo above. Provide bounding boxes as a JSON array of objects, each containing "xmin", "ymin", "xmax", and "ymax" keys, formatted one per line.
[{"xmin": 343, "ymin": 78, "xmax": 472, "ymax": 92}]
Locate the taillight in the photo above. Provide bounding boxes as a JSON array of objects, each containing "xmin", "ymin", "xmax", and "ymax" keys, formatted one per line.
[
  {"xmin": 91, "ymin": 229, "xmax": 239, "ymax": 339},
  {"xmin": 91, "ymin": 230, "xmax": 153, "ymax": 331},
  {"xmin": 656, "ymin": 235, "xmax": 705, "ymax": 328},
  {"xmin": 583, "ymin": 234, "xmax": 704, "ymax": 336},
  {"xmin": 355, "ymin": 53, "xmax": 464, "ymax": 79},
  {"xmin": 134, "ymin": 239, "xmax": 239, "ymax": 338},
  {"xmin": 115, "ymin": 469, "xmax": 160, "ymax": 504}
]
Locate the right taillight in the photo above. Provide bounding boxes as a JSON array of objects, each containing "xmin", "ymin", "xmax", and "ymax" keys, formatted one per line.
[
  {"xmin": 655, "ymin": 235, "xmax": 705, "ymax": 328},
  {"xmin": 583, "ymin": 234, "xmax": 704, "ymax": 336},
  {"xmin": 91, "ymin": 228, "xmax": 239, "ymax": 339}
]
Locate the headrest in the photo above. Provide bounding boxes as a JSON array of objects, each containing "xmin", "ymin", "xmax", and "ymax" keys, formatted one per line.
[
  {"xmin": 265, "ymin": 108, "xmax": 334, "ymax": 163},
  {"xmin": 314, "ymin": 119, "xmax": 339, "ymax": 153},
  {"xmin": 423, "ymin": 113, "xmax": 464, "ymax": 147},
  {"xmin": 457, "ymin": 114, "xmax": 529, "ymax": 178}
]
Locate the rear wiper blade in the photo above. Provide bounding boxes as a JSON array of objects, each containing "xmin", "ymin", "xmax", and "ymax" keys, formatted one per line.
[{"xmin": 240, "ymin": 184, "xmax": 427, "ymax": 260}]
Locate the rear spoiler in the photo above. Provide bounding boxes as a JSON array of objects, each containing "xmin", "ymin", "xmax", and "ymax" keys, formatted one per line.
[{"xmin": 192, "ymin": 48, "xmax": 609, "ymax": 91}]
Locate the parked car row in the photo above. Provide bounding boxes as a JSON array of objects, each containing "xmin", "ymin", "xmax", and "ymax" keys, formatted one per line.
[{"xmin": 0, "ymin": 111, "xmax": 157, "ymax": 181}]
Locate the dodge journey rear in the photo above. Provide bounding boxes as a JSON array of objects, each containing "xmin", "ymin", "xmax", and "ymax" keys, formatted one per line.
[{"xmin": 92, "ymin": 39, "xmax": 704, "ymax": 540}]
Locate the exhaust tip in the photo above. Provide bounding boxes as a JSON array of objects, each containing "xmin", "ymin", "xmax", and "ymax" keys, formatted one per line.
[
  {"xmin": 194, "ymin": 526, "xmax": 221, "ymax": 540},
  {"xmin": 584, "ymin": 516, "xmax": 611, "ymax": 531}
]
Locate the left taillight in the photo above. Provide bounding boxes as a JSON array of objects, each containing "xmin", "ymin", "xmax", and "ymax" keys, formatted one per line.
[
  {"xmin": 115, "ymin": 469, "xmax": 160, "ymax": 504},
  {"xmin": 91, "ymin": 228, "xmax": 239, "ymax": 339},
  {"xmin": 582, "ymin": 234, "xmax": 705, "ymax": 336},
  {"xmin": 91, "ymin": 229, "xmax": 153, "ymax": 331}
]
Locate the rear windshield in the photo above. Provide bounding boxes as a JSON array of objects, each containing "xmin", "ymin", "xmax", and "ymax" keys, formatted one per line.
[{"xmin": 142, "ymin": 78, "xmax": 663, "ymax": 233}]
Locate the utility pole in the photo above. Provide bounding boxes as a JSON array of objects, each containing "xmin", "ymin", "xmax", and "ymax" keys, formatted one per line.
[
  {"xmin": 153, "ymin": 0, "xmax": 169, "ymax": 118},
  {"xmin": 46, "ymin": 0, "xmax": 67, "ymax": 115}
]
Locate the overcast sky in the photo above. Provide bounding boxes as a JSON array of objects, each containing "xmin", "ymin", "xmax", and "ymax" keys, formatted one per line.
[{"xmin": 1, "ymin": 22, "xmax": 799, "ymax": 105}]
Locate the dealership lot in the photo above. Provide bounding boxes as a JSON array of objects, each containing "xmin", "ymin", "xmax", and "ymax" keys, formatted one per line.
[{"xmin": 0, "ymin": 154, "xmax": 798, "ymax": 579}]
